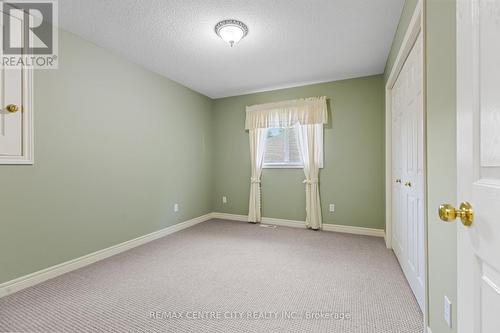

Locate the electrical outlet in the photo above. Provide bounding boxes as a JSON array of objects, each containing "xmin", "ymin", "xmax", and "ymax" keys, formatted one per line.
[
  {"xmin": 174, "ymin": 203, "xmax": 179, "ymax": 213},
  {"xmin": 444, "ymin": 295, "xmax": 452, "ymax": 328},
  {"xmin": 222, "ymin": 196, "xmax": 227, "ymax": 204},
  {"xmin": 329, "ymin": 204, "xmax": 335, "ymax": 212}
]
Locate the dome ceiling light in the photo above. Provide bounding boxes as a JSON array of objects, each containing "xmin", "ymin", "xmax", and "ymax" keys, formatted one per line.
[{"xmin": 215, "ymin": 19, "xmax": 248, "ymax": 47}]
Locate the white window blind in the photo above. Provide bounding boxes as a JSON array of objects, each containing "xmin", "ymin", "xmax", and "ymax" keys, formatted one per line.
[
  {"xmin": 263, "ymin": 126, "xmax": 324, "ymax": 168},
  {"xmin": 263, "ymin": 127, "xmax": 302, "ymax": 167}
]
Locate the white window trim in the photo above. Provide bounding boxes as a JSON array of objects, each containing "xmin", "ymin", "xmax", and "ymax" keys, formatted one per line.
[
  {"xmin": 263, "ymin": 163, "xmax": 304, "ymax": 169},
  {"xmin": 263, "ymin": 162, "xmax": 324, "ymax": 169},
  {"xmin": 263, "ymin": 160, "xmax": 324, "ymax": 170}
]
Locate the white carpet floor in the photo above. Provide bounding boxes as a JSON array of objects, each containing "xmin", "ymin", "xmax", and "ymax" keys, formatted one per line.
[{"xmin": 0, "ymin": 219, "xmax": 423, "ymax": 332}]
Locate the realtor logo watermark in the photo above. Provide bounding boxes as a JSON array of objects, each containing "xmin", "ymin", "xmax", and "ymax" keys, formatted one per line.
[{"xmin": 1, "ymin": 0, "xmax": 58, "ymax": 68}]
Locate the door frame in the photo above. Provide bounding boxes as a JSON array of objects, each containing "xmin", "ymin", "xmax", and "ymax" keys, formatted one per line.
[
  {"xmin": 384, "ymin": 0, "xmax": 428, "ymax": 329},
  {"xmin": 0, "ymin": 9, "xmax": 34, "ymax": 165},
  {"xmin": 0, "ymin": 67, "xmax": 34, "ymax": 164}
]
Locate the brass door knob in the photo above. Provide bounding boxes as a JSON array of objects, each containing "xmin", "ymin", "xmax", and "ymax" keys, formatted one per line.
[
  {"xmin": 5, "ymin": 104, "xmax": 19, "ymax": 113},
  {"xmin": 405, "ymin": 182, "xmax": 412, "ymax": 187},
  {"xmin": 439, "ymin": 202, "xmax": 473, "ymax": 226}
]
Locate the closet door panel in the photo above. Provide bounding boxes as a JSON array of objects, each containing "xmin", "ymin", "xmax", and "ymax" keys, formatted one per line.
[
  {"xmin": 392, "ymin": 80, "xmax": 403, "ymax": 257},
  {"xmin": 391, "ymin": 32, "xmax": 424, "ymax": 310}
]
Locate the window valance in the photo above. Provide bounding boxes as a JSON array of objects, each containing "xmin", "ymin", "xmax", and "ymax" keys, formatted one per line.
[{"xmin": 245, "ymin": 96, "xmax": 328, "ymax": 130}]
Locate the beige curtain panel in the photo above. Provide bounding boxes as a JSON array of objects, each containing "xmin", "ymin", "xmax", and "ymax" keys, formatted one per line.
[
  {"xmin": 296, "ymin": 123, "xmax": 323, "ymax": 230},
  {"xmin": 247, "ymin": 128, "xmax": 267, "ymax": 223},
  {"xmin": 245, "ymin": 96, "xmax": 328, "ymax": 227}
]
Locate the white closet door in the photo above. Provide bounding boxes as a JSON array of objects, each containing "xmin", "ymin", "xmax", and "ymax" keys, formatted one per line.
[
  {"xmin": 392, "ymin": 77, "xmax": 404, "ymax": 258},
  {"xmin": 392, "ymin": 32, "xmax": 424, "ymax": 310}
]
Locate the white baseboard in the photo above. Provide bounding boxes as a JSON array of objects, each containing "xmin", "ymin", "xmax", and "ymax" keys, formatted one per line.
[
  {"xmin": 210, "ymin": 212, "xmax": 385, "ymax": 237},
  {"xmin": 427, "ymin": 327, "xmax": 432, "ymax": 333},
  {"xmin": 210, "ymin": 212, "xmax": 248, "ymax": 222},
  {"xmin": 322, "ymin": 223, "xmax": 385, "ymax": 237},
  {"xmin": 0, "ymin": 213, "xmax": 213, "ymax": 298},
  {"xmin": 262, "ymin": 216, "xmax": 306, "ymax": 228}
]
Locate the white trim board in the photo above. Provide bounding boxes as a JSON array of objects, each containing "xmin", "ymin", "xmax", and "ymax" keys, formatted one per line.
[
  {"xmin": 211, "ymin": 212, "xmax": 385, "ymax": 238},
  {"xmin": 0, "ymin": 213, "xmax": 213, "ymax": 298}
]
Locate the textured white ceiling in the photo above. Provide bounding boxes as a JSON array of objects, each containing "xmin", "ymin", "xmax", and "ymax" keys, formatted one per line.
[{"xmin": 59, "ymin": 0, "xmax": 404, "ymax": 98}]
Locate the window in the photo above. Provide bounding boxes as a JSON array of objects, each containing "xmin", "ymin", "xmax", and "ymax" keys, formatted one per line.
[
  {"xmin": 263, "ymin": 127, "xmax": 302, "ymax": 168},
  {"xmin": 263, "ymin": 125, "xmax": 324, "ymax": 168}
]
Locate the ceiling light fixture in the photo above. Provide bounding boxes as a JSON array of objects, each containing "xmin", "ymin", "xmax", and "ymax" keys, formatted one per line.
[{"xmin": 215, "ymin": 19, "xmax": 248, "ymax": 47}]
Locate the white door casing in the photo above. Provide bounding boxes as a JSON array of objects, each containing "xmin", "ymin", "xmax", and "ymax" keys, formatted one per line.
[
  {"xmin": 391, "ymin": 32, "xmax": 425, "ymax": 311},
  {"xmin": 457, "ymin": 1, "xmax": 500, "ymax": 332},
  {"xmin": 0, "ymin": 8, "xmax": 34, "ymax": 164}
]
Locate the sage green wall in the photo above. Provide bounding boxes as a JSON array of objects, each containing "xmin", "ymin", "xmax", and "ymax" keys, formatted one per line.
[
  {"xmin": 426, "ymin": 1, "xmax": 457, "ymax": 332},
  {"xmin": 0, "ymin": 30, "xmax": 214, "ymax": 284},
  {"xmin": 212, "ymin": 75, "xmax": 385, "ymax": 229}
]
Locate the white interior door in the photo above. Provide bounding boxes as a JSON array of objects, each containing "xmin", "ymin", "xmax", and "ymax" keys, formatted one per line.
[
  {"xmin": 0, "ymin": 68, "xmax": 23, "ymax": 156},
  {"xmin": 392, "ymin": 32, "xmax": 425, "ymax": 310},
  {"xmin": 0, "ymin": 11, "xmax": 23, "ymax": 157},
  {"xmin": 0, "ymin": 9, "xmax": 33, "ymax": 164},
  {"xmin": 456, "ymin": 1, "xmax": 500, "ymax": 332}
]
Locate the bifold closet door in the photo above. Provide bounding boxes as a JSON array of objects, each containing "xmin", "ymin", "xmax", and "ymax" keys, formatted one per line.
[
  {"xmin": 391, "ymin": 32, "xmax": 424, "ymax": 310},
  {"xmin": 392, "ymin": 80, "xmax": 404, "ymax": 259}
]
